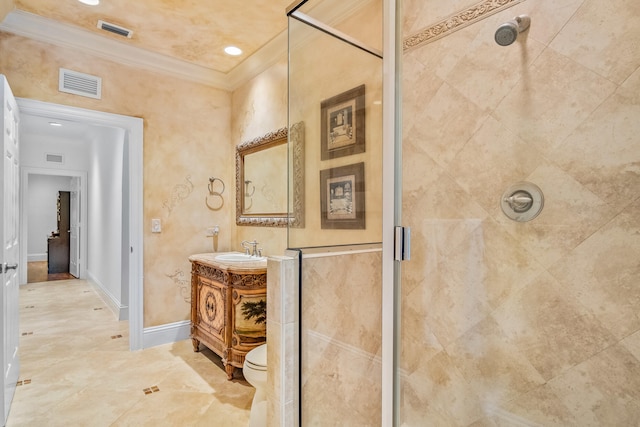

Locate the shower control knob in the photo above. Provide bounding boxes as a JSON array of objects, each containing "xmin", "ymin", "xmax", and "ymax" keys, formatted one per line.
[
  {"xmin": 503, "ymin": 192, "xmax": 533, "ymax": 212},
  {"xmin": 500, "ymin": 182, "xmax": 544, "ymax": 222}
]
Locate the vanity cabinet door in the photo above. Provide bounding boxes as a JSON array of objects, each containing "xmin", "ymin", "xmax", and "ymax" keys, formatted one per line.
[
  {"xmin": 232, "ymin": 289, "xmax": 267, "ymax": 350},
  {"xmin": 196, "ymin": 277, "xmax": 228, "ymax": 344}
]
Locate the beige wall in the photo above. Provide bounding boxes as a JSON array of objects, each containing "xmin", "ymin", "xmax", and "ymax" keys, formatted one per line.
[
  {"xmin": 0, "ymin": 32, "xmax": 234, "ymax": 327},
  {"xmin": 288, "ymin": 0, "xmax": 383, "ymax": 248},
  {"xmin": 231, "ymin": 58, "xmax": 289, "ymax": 256},
  {"xmin": 401, "ymin": 0, "xmax": 640, "ymax": 424},
  {"xmin": 0, "ymin": 0, "xmax": 13, "ymax": 22}
]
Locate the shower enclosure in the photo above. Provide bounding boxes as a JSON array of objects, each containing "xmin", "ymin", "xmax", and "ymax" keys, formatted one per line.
[
  {"xmin": 287, "ymin": 0, "xmax": 384, "ymax": 424},
  {"xmin": 399, "ymin": 0, "xmax": 640, "ymax": 424},
  {"xmin": 289, "ymin": 0, "xmax": 640, "ymax": 425}
]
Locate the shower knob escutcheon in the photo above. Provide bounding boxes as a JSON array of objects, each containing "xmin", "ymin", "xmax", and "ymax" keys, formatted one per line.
[{"xmin": 501, "ymin": 181, "xmax": 544, "ymax": 222}]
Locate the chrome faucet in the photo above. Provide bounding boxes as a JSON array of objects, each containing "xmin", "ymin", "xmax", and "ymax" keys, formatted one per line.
[{"xmin": 241, "ymin": 240, "xmax": 260, "ymax": 257}]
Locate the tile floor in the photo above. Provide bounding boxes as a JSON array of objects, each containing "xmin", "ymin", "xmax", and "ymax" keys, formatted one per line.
[
  {"xmin": 26, "ymin": 261, "xmax": 75, "ymax": 283},
  {"xmin": 6, "ymin": 279, "xmax": 253, "ymax": 426}
]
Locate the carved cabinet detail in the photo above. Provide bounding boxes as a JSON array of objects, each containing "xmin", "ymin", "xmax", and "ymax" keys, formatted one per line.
[{"xmin": 189, "ymin": 254, "xmax": 267, "ymax": 380}]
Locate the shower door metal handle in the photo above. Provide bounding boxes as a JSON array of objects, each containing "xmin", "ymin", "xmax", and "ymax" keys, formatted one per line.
[{"xmin": 394, "ymin": 226, "xmax": 411, "ymax": 261}]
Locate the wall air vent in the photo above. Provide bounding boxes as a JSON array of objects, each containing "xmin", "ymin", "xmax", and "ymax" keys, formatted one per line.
[
  {"xmin": 59, "ymin": 68, "xmax": 102, "ymax": 99},
  {"xmin": 46, "ymin": 153, "xmax": 64, "ymax": 164},
  {"xmin": 97, "ymin": 20, "xmax": 133, "ymax": 38}
]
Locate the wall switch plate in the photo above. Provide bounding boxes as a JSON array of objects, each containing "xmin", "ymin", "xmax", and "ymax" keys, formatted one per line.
[
  {"xmin": 206, "ymin": 225, "xmax": 220, "ymax": 237},
  {"xmin": 151, "ymin": 218, "xmax": 161, "ymax": 233}
]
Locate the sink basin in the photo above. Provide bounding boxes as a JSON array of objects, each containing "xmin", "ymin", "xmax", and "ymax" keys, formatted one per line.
[{"xmin": 215, "ymin": 253, "xmax": 266, "ymax": 262}]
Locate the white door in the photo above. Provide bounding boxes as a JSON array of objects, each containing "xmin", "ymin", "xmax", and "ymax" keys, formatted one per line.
[
  {"xmin": 69, "ymin": 177, "xmax": 80, "ymax": 278},
  {"xmin": 1, "ymin": 75, "xmax": 20, "ymax": 425}
]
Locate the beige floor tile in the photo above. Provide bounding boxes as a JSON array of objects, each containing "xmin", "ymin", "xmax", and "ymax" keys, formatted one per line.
[{"xmin": 6, "ymin": 280, "xmax": 254, "ymax": 426}]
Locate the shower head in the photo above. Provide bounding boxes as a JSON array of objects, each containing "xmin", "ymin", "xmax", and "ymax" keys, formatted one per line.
[{"xmin": 494, "ymin": 15, "xmax": 531, "ymax": 46}]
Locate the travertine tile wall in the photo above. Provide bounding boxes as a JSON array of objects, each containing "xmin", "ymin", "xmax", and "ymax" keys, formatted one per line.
[
  {"xmin": 300, "ymin": 249, "xmax": 382, "ymax": 426},
  {"xmin": 401, "ymin": 0, "xmax": 640, "ymax": 424},
  {"xmin": 266, "ymin": 254, "xmax": 298, "ymax": 426},
  {"xmin": 0, "ymin": 32, "xmax": 234, "ymax": 327}
]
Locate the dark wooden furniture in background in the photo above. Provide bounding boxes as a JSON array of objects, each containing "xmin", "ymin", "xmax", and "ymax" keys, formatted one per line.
[{"xmin": 47, "ymin": 191, "xmax": 70, "ymax": 274}]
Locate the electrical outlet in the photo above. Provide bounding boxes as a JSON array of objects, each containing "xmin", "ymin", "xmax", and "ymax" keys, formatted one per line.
[
  {"xmin": 206, "ymin": 226, "xmax": 220, "ymax": 237},
  {"xmin": 151, "ymin": 219, "xmax": 161, "ymax": 233}
]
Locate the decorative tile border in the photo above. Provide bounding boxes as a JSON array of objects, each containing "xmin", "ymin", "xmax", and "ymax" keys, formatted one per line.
[{"xmin": 403, "ymin": 0, "xmax": 526, "ymax": 51}]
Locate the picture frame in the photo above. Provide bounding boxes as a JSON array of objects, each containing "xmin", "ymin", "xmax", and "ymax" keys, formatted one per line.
[
  {"xmin": 320, "ymin": 84, "xmax": 365, "ymax": 160},
  {"xmin": 320, "ymin": 162, "xmax": 365, "ymax": 229}
]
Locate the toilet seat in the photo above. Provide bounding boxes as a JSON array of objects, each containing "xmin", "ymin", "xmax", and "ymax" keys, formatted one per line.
[{"xmin": 245, "ymin": 344, "xmax": 267, "ymax": 371}]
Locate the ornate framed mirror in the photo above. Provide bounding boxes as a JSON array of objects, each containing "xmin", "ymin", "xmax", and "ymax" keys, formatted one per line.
[{"xmin": 235, "ymin": 122, "xmax": 304, "ymax": 227}]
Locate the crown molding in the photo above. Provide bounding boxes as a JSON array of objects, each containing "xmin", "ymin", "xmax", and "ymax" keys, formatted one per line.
[{"xmin": 0, "ymin": 10, "xmax": 288, "ymax": 91}]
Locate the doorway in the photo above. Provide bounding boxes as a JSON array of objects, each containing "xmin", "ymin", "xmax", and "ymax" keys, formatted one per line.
[
  {"xmin": 24, "ymin": 172, "xmax": 85, "ymax": 283},
  {"xmin": 16, "ymin": 98, "xmax": 144, "ymax": 351}
]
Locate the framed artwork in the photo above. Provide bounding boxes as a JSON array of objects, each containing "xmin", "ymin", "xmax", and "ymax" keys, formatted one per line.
[
  {"xmin": 320, "ymin": 84, "xmax": 365, "ymax": 160},
  {"xmin": 320, "ymin": 162, "xmax": 365, "ymax": 229}
]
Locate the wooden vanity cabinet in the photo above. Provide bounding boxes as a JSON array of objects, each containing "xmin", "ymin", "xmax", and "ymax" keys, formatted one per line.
[{"xmin": 190, "ymin": 255, "xmax": 267, "ymax": 380}]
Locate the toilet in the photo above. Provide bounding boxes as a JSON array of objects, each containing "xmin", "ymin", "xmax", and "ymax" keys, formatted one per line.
[{"xmin": 243, "ymin": 344, "xmax": 267, "ymax": 427}]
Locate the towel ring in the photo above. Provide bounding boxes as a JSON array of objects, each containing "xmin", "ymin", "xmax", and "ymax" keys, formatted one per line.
[
  {"xmin": 206, "ymin": 194, "xmax": 224, "ymax": 210},
  {"xmin": 206, "ymin": 177, "xmax": 224, "ymax": 210},
  {"xmin": 208, "ymin": 177, "xmax": 225, "ymax": 195}
]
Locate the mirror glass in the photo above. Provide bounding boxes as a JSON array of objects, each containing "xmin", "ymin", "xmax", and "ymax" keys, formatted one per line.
[
  {"xmin": 236, "ymin": 123, "xmax": 304, "ymax": 227},
  {"xmin": 243, "ymin": 143, "xmax": 288, "ymax": 213}
]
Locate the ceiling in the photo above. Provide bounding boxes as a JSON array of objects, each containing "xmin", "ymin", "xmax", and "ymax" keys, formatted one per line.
[{"xmin": 1, "ymin": 0, "xmax": 295, "ymax": 90}]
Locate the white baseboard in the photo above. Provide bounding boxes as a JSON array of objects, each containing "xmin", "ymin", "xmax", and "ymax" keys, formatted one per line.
[
  {"xmin": 87, "ymin": 272, "xmax": 129, "ymax": 321},
  {"xmin": 142, "ymin": 320, "xmax": 191, "ymax": 349},
  {"xmin": 27, "ymin": 253, "xmax": 47, "ymax": 262}
]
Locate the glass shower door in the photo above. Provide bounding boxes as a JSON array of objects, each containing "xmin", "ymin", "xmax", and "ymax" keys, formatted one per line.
[
  {"xmin": 287, "ymin": 0, "xmax": 385, "ymax": 424},
  {"xmin": 398, "ymin": 0, "xmax": 640, "ymax": 425}
]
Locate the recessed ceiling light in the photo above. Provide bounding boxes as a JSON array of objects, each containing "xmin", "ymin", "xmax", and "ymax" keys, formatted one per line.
[
  {"xmin": 224, "ymin": 46, "xmax": 242, "ymax": 56},
  {"xmin": 78, "ymin": 0, "xmax": 100, "ymax": 5},
  {"xmin": 49, "ymin": 122, "xmax": 62, "ymax": 127}
]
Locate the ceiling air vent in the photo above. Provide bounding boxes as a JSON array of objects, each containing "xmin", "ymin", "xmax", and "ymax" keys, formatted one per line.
[
  {"xmin": 59, "ymin": 68, "xmax": 102, "ymax": 99},
  {"xmin": 97, "ymin": 20, "xmax": 133, "ymax": 38},
  {"xmin": 46, "ymin": 153, "xmax": 64, "ymax": 164}
]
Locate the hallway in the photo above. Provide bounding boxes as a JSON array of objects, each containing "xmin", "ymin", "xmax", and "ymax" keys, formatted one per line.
[{"xmin": 7, "ymin": 280, "xmax": 253, "ymax": 426}]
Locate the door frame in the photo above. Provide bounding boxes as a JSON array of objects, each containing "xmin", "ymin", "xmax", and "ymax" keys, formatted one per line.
[
  {"xmin": 17, "ymin": 98, "xmax": 144, "ymax": 351},
  {"xmin": 20, "ymin": 168, "xmax": 88, "ymax": 281}
]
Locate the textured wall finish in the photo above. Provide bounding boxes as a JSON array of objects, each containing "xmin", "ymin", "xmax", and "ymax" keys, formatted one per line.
[
  {"xmin": 288, "ymin": 0, "xmax": 383, "ymax": 249},
  {"xmin": 0, "ymin": 0, "xmax": 13, "ymax": 22},
  {"xmin": 231, "ymin": 58, "xmax": 289, "ymax": 256},
  {"xmin": 162, "ymin": 175, "xmax": 194, "ymax": 216},
  {"xmin": 0, "ymin": 32, "xmax": 234, "ymax": 327},
  {"xmin": 401, "ymin": 0, "xmax": 640, "ymax": 424},
  {"xmin": 165, "ymin": 269, "xmax": 191, "ymax": 303}
]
